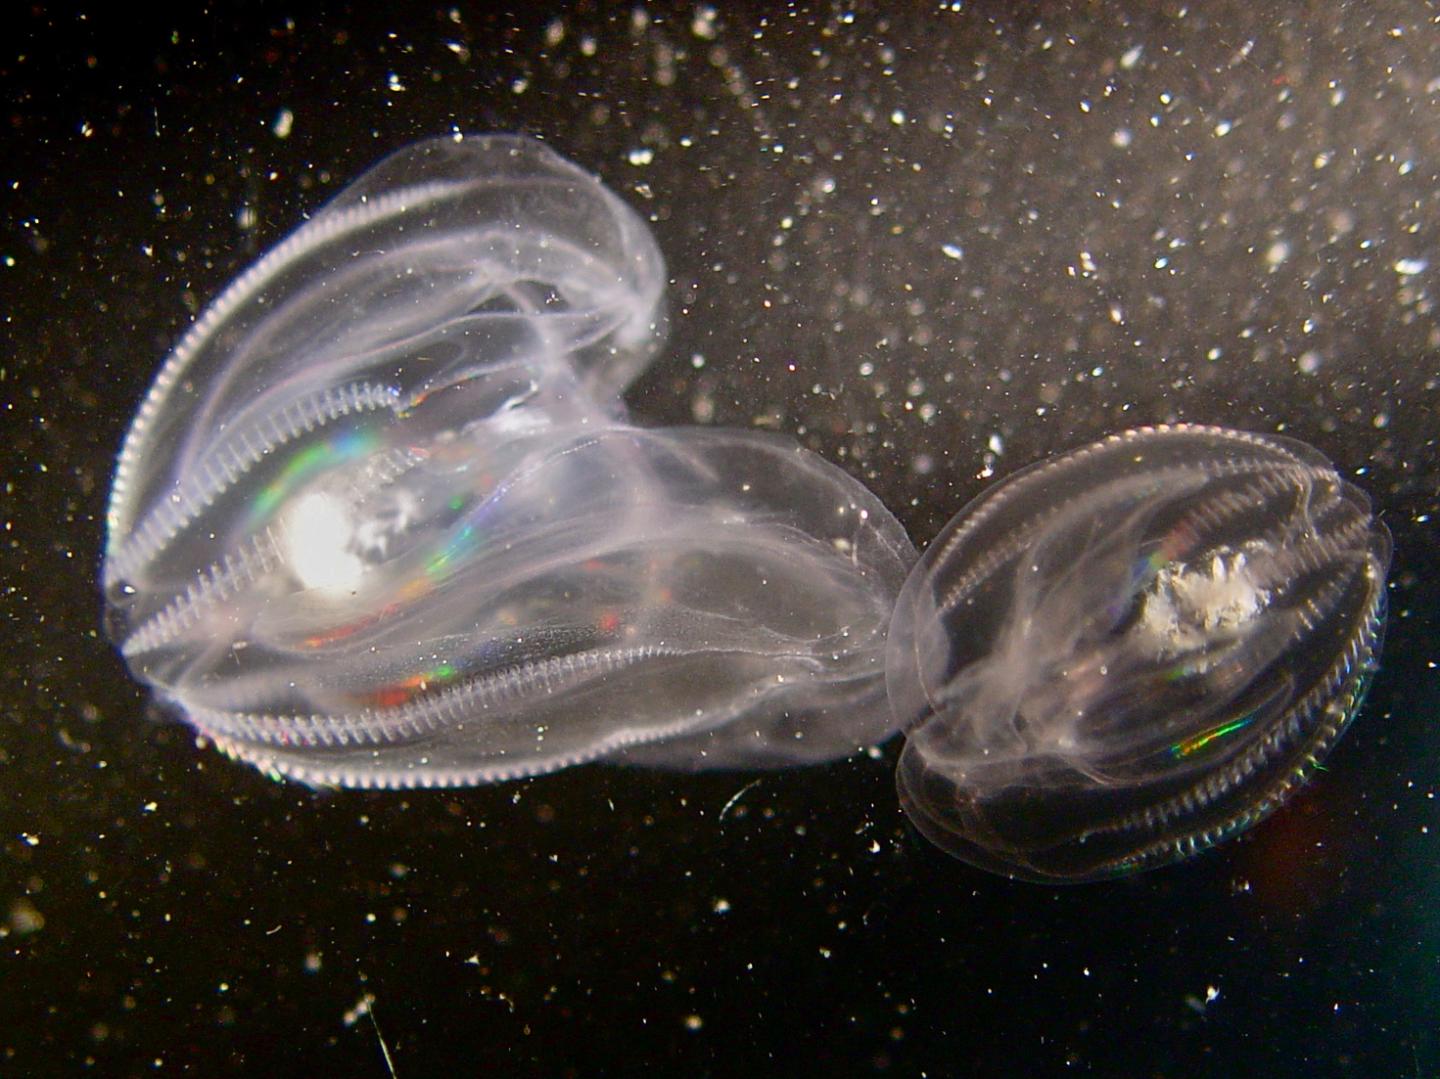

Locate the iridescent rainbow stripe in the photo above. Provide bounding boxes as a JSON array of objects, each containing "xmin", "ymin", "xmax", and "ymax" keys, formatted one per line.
[
  {"xmin": 368, "ymin": 661, "xmax": 460, "ymax": 709},
  {"xmin": 1169, "ymin": 713, "xmax": 1256, "ymax": 759},
  {"xmin": 248, "ymin": 428, "xmax": 381, "ymax": 529}
]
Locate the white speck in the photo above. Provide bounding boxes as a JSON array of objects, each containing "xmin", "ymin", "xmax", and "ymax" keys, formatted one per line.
[
  {"xmin": 8, "ymin": 900, "xmax": 44, "ymax": 935},
  {"xmin": 1120, "ymin": 45, "xmax": 1143, "ymax": 69},
  {"xmin": 1111, "ymin": 128, "xmax": 1133, "ymax": 149},
  {"xmin": 386, "ymin": 72, "xmax": 406, "ymax": 93},
  {"xmin": 627, "ymin": 147, "xmax": 654, "ymax": 166},
  {"xmin": 1297, "ymin": 350, "xmax": 1321, "ymax": 374},
  {"xmin": 1109, "ymin": 302, "xmax": 1125, "ymax": 325},
  {"xmin": 941, "ymin": 242, "xmax": 964, "ymax": 261},
  {"xmin": 988, "ymin": 432, "xmax": 1004, "ymax": 455},
  {"xmin": 691, "ymin": 5, "xmax": 717, "ymax": 40},
  {"xmin": 890, "ymin": 108, "xmax": 907, "ymax": 125},
  {"xmin": 1394, "ymin": 257, "xmax": 1428, "ymax": 276},
  {"xmin": 1265, "ymin": 241, "xmax": 1290, "ymax": 267},
  {"xmin": 272, "ymin": 108, "xmax": 294, "ymax": 139},
  {"xmin": 1213, "ymin": 119, "xmax": 1233, "ymax": 137}
]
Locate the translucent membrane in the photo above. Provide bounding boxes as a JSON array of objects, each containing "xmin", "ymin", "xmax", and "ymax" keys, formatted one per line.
[
  {"xmin": 104, "ymin": 135, "xmax": 914, "ymax": 788},
  {"xmin": 888, "ymin": 425, "xmax": 1391, "ymax": 881}
]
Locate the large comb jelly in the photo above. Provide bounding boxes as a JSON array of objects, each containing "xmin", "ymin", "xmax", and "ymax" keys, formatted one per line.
[
  {"xmin": 887, "ymin": 424, "xmax": 1391, "ymax": 882},
  {"xmin": 103, "ymin": 135, "xmax": 914, "ymax": 787}
]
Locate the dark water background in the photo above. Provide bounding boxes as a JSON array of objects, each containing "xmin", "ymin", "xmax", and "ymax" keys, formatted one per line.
[{"xmin": 4, "ymin": 3, "xmax": 1438, "ymax": 1075}]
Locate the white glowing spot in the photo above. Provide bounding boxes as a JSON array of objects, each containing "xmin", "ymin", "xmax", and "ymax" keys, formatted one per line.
[
  {"xmin": 1394, "ymin": 257, "xmax": 1428, "ymax": 277},
  {"xmin": 284, "ymin": 491, "xmax": 363, "ymax": 593}
]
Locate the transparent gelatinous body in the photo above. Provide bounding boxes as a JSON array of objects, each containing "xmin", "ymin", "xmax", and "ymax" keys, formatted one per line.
[
  {"xmin": 888, "ymin": 424, "xmax": 1391, "ymax": 882},
  {"xmin": 105, "ymin": 135, "xmax": 915, "ymax": 787}
]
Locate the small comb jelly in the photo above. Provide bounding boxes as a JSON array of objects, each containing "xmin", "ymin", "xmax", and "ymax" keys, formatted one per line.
[{"xmin": 887, "ymin": 425, "xmax": 1391, "ymax": 882}]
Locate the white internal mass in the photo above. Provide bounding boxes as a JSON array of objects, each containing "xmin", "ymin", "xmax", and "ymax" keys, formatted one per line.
[
  {"xmin": 351, "ymin": 487, "xmax": 420, "ymax": 560},
  {"xmin": 282, "ymin": 490, "xmax": 364, "ymax": 593},
  {"xmin": 1135, "ymin": 547, "xmax": 1268, "ymax": 657}
]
